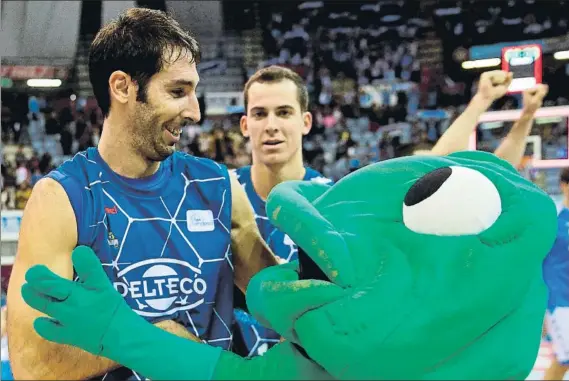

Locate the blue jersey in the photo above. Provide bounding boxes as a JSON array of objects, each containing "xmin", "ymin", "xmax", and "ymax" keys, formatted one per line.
[
  {"xmin": 47, "ymin": 148, "xmax": 234, "ymax": 380},
  {"xmin": 231, "ymin": 165, "xmax": 332, "ymax": 357},
  {"xmin": 543, "ymin": 205, "xmax": 569, "ymax": 310}
]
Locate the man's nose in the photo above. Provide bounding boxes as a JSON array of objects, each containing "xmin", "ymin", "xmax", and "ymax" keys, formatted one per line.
[
  {"xmin": 265, "ymin": 113, "xmax": 279, "ymax": 133},
  {"xmin": 181, "ymin": 95, "xmax": 201, "ymax": 124}
]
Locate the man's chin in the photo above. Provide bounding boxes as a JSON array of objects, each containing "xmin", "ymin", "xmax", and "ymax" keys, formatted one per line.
[
  {"xmin": 260, "ymin": 153, "xmax": 290, "ymax": 167},
  {"xmin": 151, "ymin": 144, "xmax": 176, "ymax": 161}
]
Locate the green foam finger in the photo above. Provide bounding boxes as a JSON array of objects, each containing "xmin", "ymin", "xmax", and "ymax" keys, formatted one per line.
[
  {"xmin": 25, "ymin": 278, "xmax": 73, "ymax": 301},
  {"xmin": 25, "ymin": 264, "xmax": 64, "ymax": 283},
  {"xmin": 33, "ymin": 317, "xmax": 78, "ymax": 347},
  {"xmin": 22, "ymin": 283, "xmax": 75, "ymax": 324},
  {"xmin": 72, "ymin": 246, "xmax": 111, "ymax": 287}
]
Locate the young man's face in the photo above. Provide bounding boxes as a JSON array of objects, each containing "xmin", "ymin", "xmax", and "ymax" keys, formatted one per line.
[{"xmin": 240, "ymin": 79, "xmax": 312, "ymax": 167}]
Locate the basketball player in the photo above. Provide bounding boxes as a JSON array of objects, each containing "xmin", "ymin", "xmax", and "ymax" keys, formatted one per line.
[
  {"xmin": 542, "ymin": 167, "xmax": 569, "ymax": 381},
  {"xmin": 6, "ymin": 8, "xmax": 278, "ymax": 380},
  {"xmin": 231, "ymin": 66, "xmax": 332, "ymax": 358}
]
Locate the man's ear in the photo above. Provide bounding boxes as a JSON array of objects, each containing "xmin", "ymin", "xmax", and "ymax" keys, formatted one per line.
[
  {"xmin": 240, "ymin": 115, "xmax": 250, "ymax": 138},
  {"xmin": 108, "ymin": 71, "xmax": 134, "ymax": 106},
  {"xmin": 302, "ymin": 111, "xmax": 313, "ymax": 136}
]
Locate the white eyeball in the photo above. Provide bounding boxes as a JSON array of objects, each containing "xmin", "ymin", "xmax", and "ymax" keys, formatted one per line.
[{"xmin": 403, "ymin": 166, "xmax": 502, "ymax": 236}]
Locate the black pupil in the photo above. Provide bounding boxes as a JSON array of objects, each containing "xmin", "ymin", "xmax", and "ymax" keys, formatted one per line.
[{"xmin": 404, "ymin": 167, "xmax": 452, "ymax": 206}]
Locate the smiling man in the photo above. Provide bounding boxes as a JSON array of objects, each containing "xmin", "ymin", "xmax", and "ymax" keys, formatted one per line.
[
  {"xmin": 6, "ymin": 8, "xmax": 279, "ymax": 381},
  {"xmin": 231, "ymin": 66, "xmax": 333, "ymax": 358}
]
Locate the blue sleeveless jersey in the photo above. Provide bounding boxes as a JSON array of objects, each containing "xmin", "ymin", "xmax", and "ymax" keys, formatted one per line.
[
  {"xmin": 46, "ymin": 148, "xmax": 234, "ymax": 380},
  {"xmin": 543, "ymin": 205, "xmax": 569, "ymax": 310},
  {"xmin": 231, "ymin": 165, "xmax": 332, "ymax": 358}
]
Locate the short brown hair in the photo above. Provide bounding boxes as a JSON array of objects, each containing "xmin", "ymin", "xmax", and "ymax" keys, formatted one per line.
[
  {"xmin": 243, "ymin": 65, "xmax": 309, "ymax": 112},
  {"xmin": 90, "ymin": 8, "xmax": 201, "ymax": 117}
]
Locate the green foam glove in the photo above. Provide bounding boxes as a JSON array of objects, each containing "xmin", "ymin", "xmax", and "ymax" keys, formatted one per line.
[{"xmin": 22, "ymin": 246, "xmax": 332, "ymax": 380}]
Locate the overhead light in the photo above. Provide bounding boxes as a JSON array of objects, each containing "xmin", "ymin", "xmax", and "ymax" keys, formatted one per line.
[
  {"xmin": 26, "ymin": 79, "xmax": 62, "ymax": 88},
  {"xmin": 461, "ymin": 58, "xmax": 501, "ymax": 69},
  {"xmin": 554, "ymin": 50, "xmax": 569, "ymax": 60}
]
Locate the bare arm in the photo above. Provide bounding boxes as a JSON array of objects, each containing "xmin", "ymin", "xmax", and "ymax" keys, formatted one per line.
[
  {"xmin": 430, "ymin": 95, "xmax": 491, "ymax": 155},
  {"xmin": 430, "ymin": 71, "xmax": 513, "ymax": 156},
  {"xmin": 7, "ymin": 178, "xmax": 199, "ymax": 380},
  {"xmin": 494, "ymin": 84, "xmax": 549, "ymax": 167},
  {"xmin": 229, "ymin": 172, "xmax": 280, "ymax": 294}
]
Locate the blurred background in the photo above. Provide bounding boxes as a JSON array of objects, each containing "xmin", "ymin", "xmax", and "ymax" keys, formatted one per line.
[{"xmin": 1, "ymin": 1, "xmax": 568, "ymax": 378}]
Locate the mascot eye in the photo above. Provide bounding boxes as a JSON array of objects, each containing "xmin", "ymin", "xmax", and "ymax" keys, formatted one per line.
[{"xmin": 402, "ymin": 166, "xmax": 502, "ymax": 236}]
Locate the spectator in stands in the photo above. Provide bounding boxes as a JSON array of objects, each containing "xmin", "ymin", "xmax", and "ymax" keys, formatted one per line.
[
  {"xmin": 14, "ymin": 144, "xmax": 26, "ymax": 164},
  {"xmin": 14, "ymin": 179, "xmax": 32, "ymax": 210},
  {"xmin": 14, "ymin": 160, "xmax": 28, "ymax": 187}
]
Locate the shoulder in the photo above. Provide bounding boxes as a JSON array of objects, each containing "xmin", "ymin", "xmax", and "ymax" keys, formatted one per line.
[
  {"xmin": 173, "ymin": 151, "xmax": 229, "ymax": 177},
  {"xmin": 47, "ymin": 150, "xmax": 94, "ymax": 184},
  {"xmin": 232, "ymin": 166, "xmax": 251, "ymax": 184},
  {"xmin": 21, "ymin": 176, "xmax": 77, "ymax": 238}
]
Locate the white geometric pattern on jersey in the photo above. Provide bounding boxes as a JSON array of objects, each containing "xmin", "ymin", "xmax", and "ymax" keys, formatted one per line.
[
  {"xmin": 81, "ymin": 164, "xmax": 234, "ymax": 381},
  {"xmin": 266, "ymin": 229, "xmax": 297, "ymax": 263},
  {"xmin": 247, "ymin": 324, "xmax": 281, "ymax": 357}
]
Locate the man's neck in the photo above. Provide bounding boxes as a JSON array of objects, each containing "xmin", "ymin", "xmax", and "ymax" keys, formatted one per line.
[
  {"xmin": 97, "ymin": 117, "xmax": 160, "ymax": 179},
  {"xmin": 564, "ymin": 197, "xmax": 569, "ymax": 210},
  {"xmin": 251, "ymin": 158, "xmax": 306, "ymax": 201}
]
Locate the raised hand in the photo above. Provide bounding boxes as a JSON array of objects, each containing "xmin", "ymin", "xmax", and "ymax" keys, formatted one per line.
[
  {"xmin": 522, "ymin": 84, "xmax": 549, "ymax": 115},
  {"xmin": 474, "ymin": 70, "xmax": 514, "ymax": 106}
]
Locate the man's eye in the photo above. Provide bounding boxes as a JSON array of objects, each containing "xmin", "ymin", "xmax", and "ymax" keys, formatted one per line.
[{"xmin": 171, "ymin": 89, "xmax": 185, "ymax": 98}]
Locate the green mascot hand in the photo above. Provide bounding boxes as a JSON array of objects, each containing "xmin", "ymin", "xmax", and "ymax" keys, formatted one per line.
[{"xmin": 21, "ymin": 246, "xmax": 332, "ymax": 380}]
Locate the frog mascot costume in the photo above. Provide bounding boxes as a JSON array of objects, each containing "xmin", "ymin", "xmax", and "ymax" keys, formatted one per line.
[{"xmin": 21, "ymin": 151, "xmax": 557, "ymax": 380}]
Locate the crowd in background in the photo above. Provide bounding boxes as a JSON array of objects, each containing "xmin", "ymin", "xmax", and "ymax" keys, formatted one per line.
[{"xmin": 2, "ymin": 0, "xmax": 569, "ymax": 211}]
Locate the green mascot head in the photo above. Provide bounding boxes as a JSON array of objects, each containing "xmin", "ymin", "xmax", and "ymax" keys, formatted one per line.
[{"xmin": 248, "ymin": 151, "xmax": 557, "ymax": 380}]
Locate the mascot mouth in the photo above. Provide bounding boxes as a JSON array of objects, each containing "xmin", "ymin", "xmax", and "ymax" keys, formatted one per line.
[{"xmin": 298, "ymin": 247, "xmax": 332, "ymax": 283}]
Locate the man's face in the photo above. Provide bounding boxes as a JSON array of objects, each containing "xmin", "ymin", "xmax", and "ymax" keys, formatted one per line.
[
  {"xmin": 129, "ymin": 51, "xmax": 201, "ymax": 161},
  {"xmin": 240, "ymin": 80, "xmax": 312, "ymax": 167}
]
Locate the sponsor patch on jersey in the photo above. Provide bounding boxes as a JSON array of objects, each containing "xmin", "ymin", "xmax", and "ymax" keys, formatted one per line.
[
  {"xmin": 186, "ymin": 210, "xmax": 215, "ymax": 232},
  {"xmin": 114, "ymin": 258, "xmax": 208, "ymax": 317}
]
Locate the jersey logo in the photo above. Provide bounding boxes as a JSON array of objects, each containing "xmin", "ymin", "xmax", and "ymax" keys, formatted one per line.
[
  {"xmin": 186, "ymin": 210, "xmax": 215, "ymax": 232},
  {"xmin": 113, "ymin": 258, "xmax": 208, "ymax": 317},
  {"xmin": 104, "ymin": 206, "xmax": 118, "ymax": 214},
  {"xmin": 107, "ymin": 231, "xmax": 119, "ymax": 249}
]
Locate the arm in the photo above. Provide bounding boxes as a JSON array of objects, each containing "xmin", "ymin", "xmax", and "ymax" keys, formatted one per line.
[
  {"xmin": 6, "ymin": 178, "xmax": 198, "ymax": 380},
  {"xmin": 430, "ymin": 70, "xmax": 513, "ymax": 156},
  {"xmin": 430, "ymin": 95, "xmax": 491, "ymax": 155},
  {"xmin": 493, "ymin": 84, "xmax": 549, "ymax": 167},
  {"xmin": 21, "ymin": 246, "xmax": 331, "ymax": 380},
  {"xmin": 228, "ymin": 172, "xmax": 280, "ymax": 294},
  {"xmin": 6, "ymin": 177, "xmax": 116, "ymax": 380}
]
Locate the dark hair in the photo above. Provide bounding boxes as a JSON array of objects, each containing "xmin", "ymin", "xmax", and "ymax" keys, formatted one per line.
[
  {"xmin": 89, "ymin": 8, "xmax": 201, "ymax": 117},
  {"xmin": 243, "ymin": 65, "xmax": 309, "ymax": 112},
  {"xmin": 560, "ymin": 167, "xmax": 569, "ymax": 184}
]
